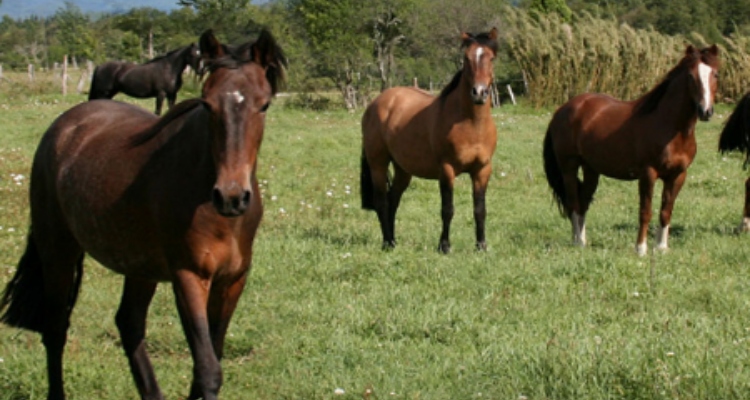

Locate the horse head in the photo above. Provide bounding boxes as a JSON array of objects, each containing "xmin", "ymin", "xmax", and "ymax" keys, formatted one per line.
[
  {"xmin": 685, "ymin": 44, "xmax": 720, "ymax": 121},
  {"xmin": 198, "ymin": 29, "xmax": 286, "ymax": 217},
  {"xmin": 186, "ymin": 42, "xmax": 202, "ymax": 75},
  {"xmin": 460, "ymin": 27, "xmax": 499, "ymax": 105}
]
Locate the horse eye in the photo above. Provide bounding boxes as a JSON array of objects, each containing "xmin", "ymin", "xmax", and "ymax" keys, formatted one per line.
[{"xmin": 260, "ymin": 102, "xmax": 271, "ymax": 113}]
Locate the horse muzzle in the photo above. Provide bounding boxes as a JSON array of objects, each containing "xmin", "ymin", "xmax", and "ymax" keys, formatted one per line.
[
  {"xmin": 212, "ymin": 185, "xmax": 251, "ymax": 217},
  {"xmin": 471, "ymin": 84, "xmax": 490, "ymax": 105},
  {"xmin": 697, "ymin": 104, "xmax": 713, "ymax": 121}
]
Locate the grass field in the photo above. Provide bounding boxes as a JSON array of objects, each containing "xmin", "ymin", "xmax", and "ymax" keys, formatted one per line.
[{"xmin": 1, "ymin": 74, "xmax": 750, "ymax": 399}]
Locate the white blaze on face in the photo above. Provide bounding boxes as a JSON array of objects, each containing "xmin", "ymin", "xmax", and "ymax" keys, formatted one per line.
[
  {"xmin": 698, "ymin": 62, "xmax": 713, "ymax": 112},
  {"xmin": 474, "ymin": 47, "xmax": 484, "ymax": 67},
  {"xmin": 229, "ymin": 90, "xmax": 245, "ymax": 104}
]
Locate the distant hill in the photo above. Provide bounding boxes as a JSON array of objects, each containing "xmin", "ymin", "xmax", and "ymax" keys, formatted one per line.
[{"xmin": 0, "ymin": 0, "xmax": 182, "ymax": 19}]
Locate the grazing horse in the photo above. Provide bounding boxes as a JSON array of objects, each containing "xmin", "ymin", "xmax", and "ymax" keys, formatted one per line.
[
  {"xmin": 718, "ymin": 92, "xmax": 750, "ymax": 232},
  {"xmin": 89, "ymin": 43, "xmax": 202, "ymax": 115},
  {"xmin": 543, "ymin": 45, "xmax": 720, "ymax": 255},
  {"xmin": 361, "ymin": 28, "xmax": 499, "ymax": 253},
  {"xmin": 0, "ymin": 29, "xmax": 286, "ymax": 400}
]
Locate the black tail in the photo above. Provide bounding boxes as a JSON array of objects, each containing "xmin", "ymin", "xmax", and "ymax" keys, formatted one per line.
[
  {"xmin": 0, "ymin": 233, "xmax": 84, "ymax": 333},
  {"xmin": 88, "ymin": 66, "xmax": 101, "ymax": 100},
  {"xmin": 543, "ymin": 128, "xmax": 566, "ymax": 216},
  {"xmin": 361, "ymin": 149, "xmax": 376, "ymax": 210},
  {"xmin": 719, "ymin": 92, "xmax": 750, "ymax": 167}
]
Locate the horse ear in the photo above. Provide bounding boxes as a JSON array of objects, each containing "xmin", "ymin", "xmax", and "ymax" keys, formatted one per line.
[
  {"xmin": 250, "ymin": 30, "xmax": 286, "ymax": 69},
  {"xmin": 708, "ymin": 44, "xmax": 719, "ymax": 56},
  {"xmin": 199, "ymin": 29, "xmax": 224, "ymax": 60},
  {"xmin": 684, "ymin": 44, "xmax": 697, "ymax": 57},
  {"xmin": 488, "ymin": 27, "xmax": 498, "ymax": 41},
  {"xmin": 250, "ymin": 29, "xmax": 287, "ymax": 95}
]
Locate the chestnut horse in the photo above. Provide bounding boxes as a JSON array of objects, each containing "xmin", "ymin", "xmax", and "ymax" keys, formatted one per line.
[
  {"xmin": 718, "ymin": 91, "xmax": 750, "ymax": 232},
  {"xmin": 361, "ymin": 28, "xmax": 499, "ymax": 253},
  {"xmin": 0, "ymin": 29, "xmax": 285, "ymax": 400},
  {"xmin": 89, "ymin": 43, "xmax": 202, "ymax": 115},
  {"xmin": 543, "ymin": 45, "xmax": 719, "ymax": 255}
]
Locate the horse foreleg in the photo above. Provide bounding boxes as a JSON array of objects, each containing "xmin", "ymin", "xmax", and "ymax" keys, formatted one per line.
[
  {"xmin": 155, "ymin": 93, "xmax": 165, "ymax": 116},
  {"xmin": 657, "ymin": 172, "xmax": 687, "ymax": 252},
  {"xmin": 115, "ymin": 278, "xmax": 163, "ymax": 400},
  {"xmin": 172, "ymin": 270, "xmax": 222, "ymax": 400},
  {"xmin": 471, "ymin": 165, "xmax": 492, "ymax": 251},
  {"xmin": 636, "ymin": 170, "xmax": 657, "ymax": 256},
  {"xmin": 438, "ymin": 166, "xmax": 456, "ymax": 254},
  {"xmin": 206, "ymin": 273, "xmax": 248, "ymax": 361},
  {"xmin": 739, "ymin": 177, "xmax": 750, "ymax": 233}
]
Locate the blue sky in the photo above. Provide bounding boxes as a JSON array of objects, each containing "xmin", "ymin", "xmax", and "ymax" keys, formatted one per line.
[{"xmin": 0, "ymin": 0, "xmax": 182, "ymax": 19}]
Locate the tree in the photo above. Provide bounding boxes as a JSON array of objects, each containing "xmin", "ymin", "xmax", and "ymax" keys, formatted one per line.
[
  {"xmin": 49, "ymin": 2, "xmax": 96, "ymax": 63},
  {"xmin": 372, "ymin": 10, "xmax": 404, "ymax": 91},
  {"xmin": 291, "ymin": 0, "xmax": 371, "ymax": 109}
]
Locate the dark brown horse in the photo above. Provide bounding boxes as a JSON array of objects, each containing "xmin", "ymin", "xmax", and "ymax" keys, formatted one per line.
[
  {"xmin": 718, "ymin": 91, "xmax": 750, "ymax": 232},
  {"xmin": 361, "ymin": 28, "xmax": 499, "ymax": 253},
  {"xmin": 543, "ymin": 45, "xmax": 720, "ymax": 255},
  {"xmin": 0, "ymin": 29, "xmax": 285, "ymax": 400},
  {"xmin": 89, "ymin": 43, "xmax": 202, "ymax": 115}
]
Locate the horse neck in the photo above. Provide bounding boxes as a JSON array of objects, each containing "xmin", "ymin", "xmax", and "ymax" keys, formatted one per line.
[
  {"xmin": 646, "ymin": 71, "xmax": 699, "ymax": 132},
  {"xmin": 167, "ymin": 47, "xmax": 191, "ymax": 72},
  {"xmin": 450, "ymin": 71, "xmax": 492, "ymax": 122}
]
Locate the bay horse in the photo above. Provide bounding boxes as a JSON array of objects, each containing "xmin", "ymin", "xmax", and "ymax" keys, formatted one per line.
[
  {"xmin": 361, "ymin": 28, "xmax": 499, "ymax": 253},
  {"xmin": 543, "ymin": 44, "xmax": 720, "ymax": 255},
  {"xmin": 88, "ymin": 43, "xmax": 202, "ymax": 115},
  {"xmin": 718, "ymin": 91, "xmax": 750, "ymax": 232},
  {"xmin": 0, "ymin": 29, "xmax": 286, "ymax": 400}
]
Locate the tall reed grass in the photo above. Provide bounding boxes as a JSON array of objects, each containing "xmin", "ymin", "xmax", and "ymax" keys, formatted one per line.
[{"xmin": 502, "ymin": 7, "xmax": 750, "ymax": 107}]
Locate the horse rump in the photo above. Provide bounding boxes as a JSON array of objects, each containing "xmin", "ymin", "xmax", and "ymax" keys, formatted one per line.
[{"xmin": 719, "ymin": 92, "xmax": 750, "ymax": 160}]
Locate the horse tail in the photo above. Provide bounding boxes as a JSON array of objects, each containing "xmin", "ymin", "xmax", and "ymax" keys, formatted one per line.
[
  {"xmin": 543, "ymin": 127, "xmax": 566, "ymax": 216},
  {"xmin": 0, "ymin": 233, "xmax": 84, "ymax": 333},
  {"xmin": 719, "ymin": 92, "xmax": 750, "ymax": 167},
  {"xmin": 361, "ymin": 148, "xmax": 376, "ymax": 210}
]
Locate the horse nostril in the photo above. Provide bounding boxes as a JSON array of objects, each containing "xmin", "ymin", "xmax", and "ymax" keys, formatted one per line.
[
  {"xmin": 212, "ymin": 188, "xmax": 224, "ymax": 209},
  {"xmin": 241, "ymin": 190, "xmax": 251, "ymax": 207}
]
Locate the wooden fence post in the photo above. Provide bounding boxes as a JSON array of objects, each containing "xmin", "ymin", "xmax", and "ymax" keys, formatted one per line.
[
  {"xmin": 0, "ymin": 64, "xmax": 3, "ymax": 80},
  {"xmin": 413, "ymin": 77, "xmax": 418, "ymax": 88},
  {"xmin": 62, "ymin": 55, "xmax": 68, "ymax": 95},
  {"xmin": 507, "ymin": 84, "xmax": 516, "ymax": 105},
  {"xmin": 28, "ymin": 64, "xmax": 34, "ymax": 82}
]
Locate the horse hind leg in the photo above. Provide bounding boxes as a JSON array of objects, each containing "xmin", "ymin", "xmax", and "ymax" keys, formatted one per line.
[
  {"xmin": 738, "ymin": 177, "xmax": 750, "ymax": 233},
  {"xmin": 115, "ymin": 278, "xmax": 163, "ymax": 400},
  {"xmin": 573, "ymin": 165, "xmax": 600, "ymax": 247},
  {"xmin": 561, "ymin": 167, "xmax": 585, "ymax": 246},
  {"xmin": 386, "ymin": 163, "xmax": 412, "ymax": 248},
  {"xmin": 0, "ymin": 230, "xmax": 84, "ymax": 400}
]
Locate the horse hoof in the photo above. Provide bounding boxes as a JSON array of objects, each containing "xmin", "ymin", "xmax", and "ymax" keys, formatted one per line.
[
  {"xmin": 381, "ymin": 241, "xmax": 396, "ymax": 251},
  {"xmin": 635, "ymin": 243, "xmax": 648, "ymax": 257},
  {"xmin": 475, "ymin": 242, "xmax": 487, "ymax": 251},
  {"xmin": 736, "ymin": 218, "xmax": 750, "ymax": 234},
  {"xmin": 437, "ymin": 242, "xmax": 451, "ymax": 254}
]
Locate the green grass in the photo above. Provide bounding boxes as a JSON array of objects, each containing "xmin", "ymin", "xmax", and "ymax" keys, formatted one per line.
[{"xmin": 1, "ymin": 85, "xmax": 750, "ymax": 399}]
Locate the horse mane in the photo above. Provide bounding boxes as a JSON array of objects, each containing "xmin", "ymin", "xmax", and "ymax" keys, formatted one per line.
[
  {"xmin": 439, "ymin": 30, "xmax": 499, "ymax": 102},
  {"xmin": 719, "ymin": 92, "xmax": 750, "ymax": 166},
  {"xmin": 144, "ymin": 45, "xmax": 191, "ymax": 65},
  {"xmin": 129, "ymin": 98, "xmax": 206, "ymax": 147},
  {"xmin": 635, "ymin": 46, "xmax": 719, "ymax": 116}
]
